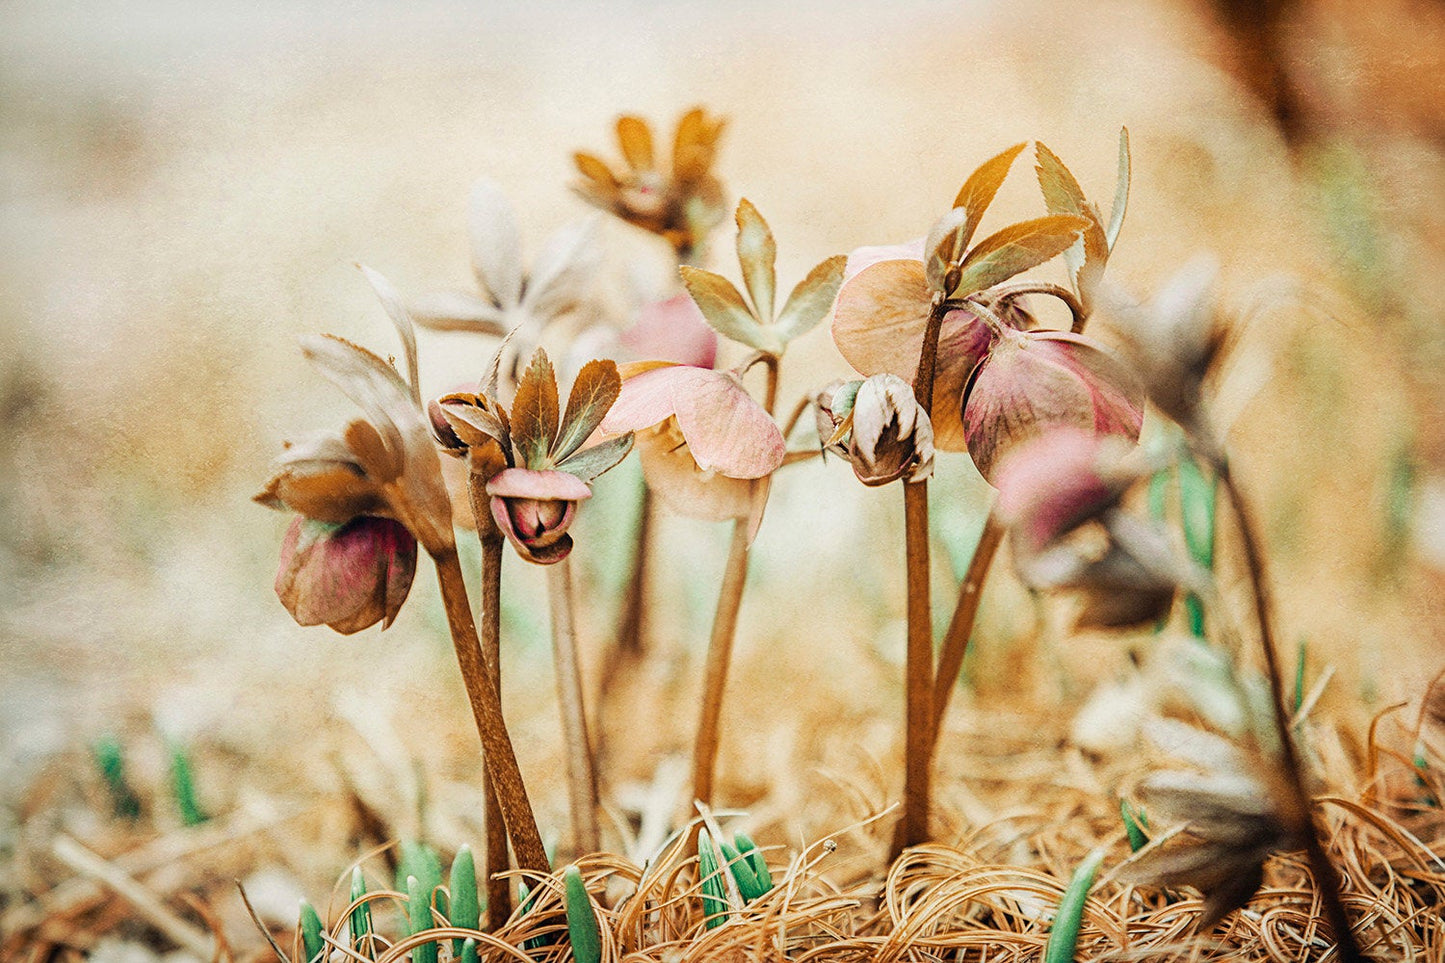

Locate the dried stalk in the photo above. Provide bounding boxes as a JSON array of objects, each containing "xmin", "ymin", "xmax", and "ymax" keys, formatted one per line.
[
  {"xmin": 928, "ymin": 508, "xmax": 1007, "ymax": 748},
  {"xmin": 692, "ymin": 516, "xmax": 753, "ymax": 808},
  {"xmin": 476, "ymin": 530, "xmax": 514, "ymax": 926},
  {"xmin": 1216, "ymin": 460, "xmax": 1362, "ymax": 962},
  {"xmin": 549, "ymin": 557, "xmax": 601, "ymax": 853}
]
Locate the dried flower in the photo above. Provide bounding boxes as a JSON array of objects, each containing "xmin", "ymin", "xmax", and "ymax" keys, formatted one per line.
[
  {"xmin": 256, "ymin": 268, "xmax": 455, "ymax": 630},
  {"xmin": 600, "ymin": 361, "xmax": 783, "ymax": 526},
  {"xmin": 274, "ymin": 515, "xmax": 417, "ymax": 634},
  {"xmin": 407, "ymin": 180, "xmax": 602, "ymax": 379},
  {"xmin": 1122, "ymin": 718, "xmax": 1303, "ymax": 932},
  {"xmin": 817, "ymin": 374, "xmax": 934, "ymax": 486},
  {"xmin": 573, "ymin": 108, "xmax": 728, "ymax": 260}
]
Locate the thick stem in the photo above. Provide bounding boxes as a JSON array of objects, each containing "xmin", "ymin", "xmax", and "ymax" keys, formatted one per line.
[
  {"xmin": 477, "ymin": 533, "xmax": 513, "ymax": 927},
  {"xmin": 1217, "ymin": 463, "xmax": 1362, "ymax": 962},
  {"xmin": 430, "ymin": 547, "xmax": 551, "ymax": 880},
  {"xmin": 548, "ymin": 558, "xmax": 601, "ymax": 854},
  {"xmin": 892, "ymin": 480, "xmax": 934, "ymax": 859},
  {"xmin": 928, "ymin": 509, "xmax": 1006, "ymax": 746},
  {"xmin": 691, "ymin": 518, "xmax": 752, "ymax": 808}
]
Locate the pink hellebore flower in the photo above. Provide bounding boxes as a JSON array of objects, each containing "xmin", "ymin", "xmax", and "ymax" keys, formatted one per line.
[
  {"xmin": 620, "ymin": 294, "xmax": 719, "ymax": 370},
  {"xmin": 485, "ymin": 468, "xmax": 593, "ymax": 565},
  {"xmin": 600, "ymin": 362, "xmax": 785, "ymax": 525},
  {"xmin": 275, "ymin": 515, "xmax": 418, "ymax": 635}
]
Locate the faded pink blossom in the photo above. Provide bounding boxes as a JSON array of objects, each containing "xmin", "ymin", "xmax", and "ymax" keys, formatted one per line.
[
  {"xmin": 993, "ymin": 428, "xmax": 1136, "ymax": 555},
  {"xmin": 620, "ymin": 294, "xmax": 719, "ymax": 369},
  {"xmin": 275, "ymin": 515, "xmax": 417, "ymax": 634},
  {"xmin": 486, "ymin": 467, "xmax": 593, "ymax": 565},
  {"xmin": 961, "ymin": 327, "xmax": 1143, "ymax": 483}
]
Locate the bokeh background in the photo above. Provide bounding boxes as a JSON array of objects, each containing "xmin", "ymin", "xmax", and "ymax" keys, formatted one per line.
[{"xmin": 4, "ymin": 0, "xmax": 1444, "ymax": 956}]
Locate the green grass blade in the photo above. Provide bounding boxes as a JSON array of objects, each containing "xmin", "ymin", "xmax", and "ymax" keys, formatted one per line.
[
  {"xmin": 459, "ymin": 937, "xmax": 479, "ymax": 963},
  {"xmin": 406, "ymin": 875, "xmax": 437, "ymax": 963},
  {"xmin": 1119, "ymin": 798, "xmax": 1149, "ymax": 852},
  {"xmin": 733, "ymin": 833, "xmax": 772, "ymax": 894},
  {"xmin": 1043, "ymin": 848, "xmax": 1105, "ymax": 963},
  {"xmin": 564, "ymin": 865, "xmax": 602, "ymax": 963},
  {"xmin": 697, "ymin": 830, "xmax": 729, "ymax": 930},
  {"xmin": 298, "ymin": 899, "xmax": 325, "ymax": 963},
  {"xmin": 168, "ymin": 742, "xmax": 209, "ymax": 826},
  {"xmin": 349, "ymin": 868, "xmax": 373, "ymax": 957},
  {"xmin": 395, "ymin": 840, "xmax": 443, "ymax": 902},
  {"xmin": 448, "ymin": 844, "xmax": 480, "ymax": 955},
  {"xmin": 719, "ymin": 839, "xmax": 766, "ymax": 903},
  {"xmin": 1293, "ymin": 637, "xmax": 1308, "ymax": 714},
  {"xmin": 92, "ymin": 735, "xmax": 142, "ymax": 821}
]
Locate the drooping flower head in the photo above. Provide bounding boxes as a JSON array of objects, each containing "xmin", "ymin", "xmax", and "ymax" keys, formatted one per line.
[
  {"xmin": 572, "ymin": 108, "xmax": 728, "ymax": 261},
  {"xmin": 831, "ymin": 135, "xmax": 1142, "ymax": 482},
  {"xmin": 256, "ymin": 267, "xmax": 453, "ymax": 632},
  {"xmin": 434, "ymin": 349, "xmax": 634, "ymax": 564}
]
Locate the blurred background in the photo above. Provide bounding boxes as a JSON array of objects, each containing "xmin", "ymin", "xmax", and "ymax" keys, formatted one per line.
[{"xmin": 3, "ymin": 0, "xmax": 1444, "ymax": 956}]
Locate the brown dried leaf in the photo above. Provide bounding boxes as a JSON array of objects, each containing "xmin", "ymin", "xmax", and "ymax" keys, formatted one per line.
[
  {"xmin": 923, "ymin": 206, "xmax": 971, "ymax": 294},
  {"xmin": 679, "ymin": 265, "xmax": 780, "ymax": 354},
  {"xmin": 952, "ymin": 142, "xmax": 1027, "ymax": 252},
  {"xmin": 616, "ymin": 115, "xmax": 655, "ymax": 171},
  {"xmin": 554, "ymin": 358, "xmax": 622, "ymax": 464},
  {"xmin": 734, "ymin": 199, "xmax": 777, "ymax": 323},
  {"xmin": 511, "ymin": 349, "xmax": 560, "ymax": 468},
  {"xmin": 952, "ymin": 215, "xmax": 1091, "ymax": 298},
  {"xmin": 1034, "ymin": 143, "xmax": 1109, "ymax": 311},
  {"xmin": 775, "ymin": 255, "xmax": 846, "ymax": 344}
]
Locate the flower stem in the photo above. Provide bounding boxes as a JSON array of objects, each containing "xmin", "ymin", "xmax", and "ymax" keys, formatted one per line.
[
  {"xmin": 691, "ymin": 517, "xmax": 752, "ymax": 808},
  {"xmin": 1216, "ymin": 462, "xmax": 1362, "ymax": 962},
  {"xmin": 477, "ymin": 532, "xmax": 513, "ymax": 926},
  {"xmin": 928, "ymin": 508, "xmax": 1006, "ymax": 747},
  {"xmin": 615, "ymin": 485, "xmax": 654, "ymax": 656},
  {"xmin": 892, "ymin": 479, "xmax": 934, "ymax": 859},
  {"xmin": 429, "ymin": 546, "xmax": 550, "ymax": 882},
  {"xmin": 548, "ymin": 557, "xmax": 601, "ymax": 854}
]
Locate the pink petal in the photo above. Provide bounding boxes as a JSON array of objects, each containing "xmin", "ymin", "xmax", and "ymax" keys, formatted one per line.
[
  {"xmin": 669, "ymin": 368, "xmax": 784, "ymax": 478},
  {"xmin": 599, "ymin": 363, "xmax": 685, "ymax": 435},
  {"xmin": 843, "ymin": 238, "xmax": 926, "ymax": 283},
  {"xmin": 637, "ymin": 428, "xmax": 756, "ymax": 520},
  {"xmin": 621, "ymin": 294, "xmax": 719, "ymax": 369},
  {"xmin": 993, "ymin": 429, "xmax": 1118, "ymax": 555},
  {"xmin": 485, "ymin": 467, "xmax": 592, "ymax": 501}
]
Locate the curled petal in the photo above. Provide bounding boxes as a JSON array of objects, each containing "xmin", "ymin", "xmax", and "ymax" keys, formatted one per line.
[
  {"xmin": 636, "ymin": 420, "xmax": 755, "ymax": 521},
  {"xmin": 255, "ymin": 428, "xmax": 385, "ymax": 523},
  {"xmin": 486, "ymin": 467, "xmax": 592, "ymax": 502},
  {"xmin": 486, "ymin": 468, "xmax": 590, "ymax": 565},
  {"xmin": 276, "ymin": 515, "xmax": 417, "ymax": 634},
  {"xmin": 842, "ymin": 239, "xmax": 926, "ymax": 283}
]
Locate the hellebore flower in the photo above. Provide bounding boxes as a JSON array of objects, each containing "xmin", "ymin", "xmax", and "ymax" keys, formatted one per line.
[
  {"xmin": 256, "ymin": 267, "xmax": 455, "ymax": 631},
  {"xmin": 434, "ymin": 349, "xmax": 634, "ymax": 565},
  {"xmin": 815, "ymin": 374, "xmax": 934, "ymax": 486},
  {"xmin": 486, "ymin": 468, "xmax": 592, "ymax": 564},
  {"xmin": 600, "ymin": 361, "xmax": 784, "ymax": 526},
  {"xmin": 406, "ymin": 179, "xmax": 602, "ymax": 380},
  {"xmin": 620, "ymin": 293, "xmax": 718, "ymax": 370},
  {"xmin": 572, "ymin": 108, "xmax": 728, "ymax": 260},
  {"xmin": 275, "ymin": 515, "xmax": 417, "ymax": 634}
]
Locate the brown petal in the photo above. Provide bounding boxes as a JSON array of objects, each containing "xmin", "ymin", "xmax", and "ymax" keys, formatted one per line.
[
  {"xmin": 615, "ymin": 115, "xmax": 655, "ymax": 171},
  {"xmin": 637, "ymin": 423, "xmax": 754, "ymax": 521},
  {"xmin": 511, "ymin": 349, "xmax": 561, "ymax": 468},
  {"xmin": 830, "ymin": 258, "xmax": 933, "ymax": 378}
]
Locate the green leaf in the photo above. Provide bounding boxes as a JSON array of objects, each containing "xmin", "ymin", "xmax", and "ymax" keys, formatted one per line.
[
  {"xmin": 169, "ymin": 742, "xmax": 208, "ymax": 827},
  {"xmin": 1043, "ymin": 848, "xmax": 1104, "ymax": 963},
  {"xmin": 680, "ymin": 265, "xmax": 781, "ymax": 354},
  {"xmin": 697, "ymin": 830, "xmax": 730, "ymax": 930},
  {"xmin": 406, "ymin": 876, "xmax": 438, "ymax": 963},
  {"xmin": 1177, "ymin": 455, "xmax": 1216, "ymax": 569},
  {"xmin": 349, "ymin": 868, "xmax": 373, "ymax": 957},
  {"xmin": 511, "ymin": 349, "xmax": 561, "ymax": 468},
  {"xmin": 92, "ymin": 735, "xmax": 141, "ymax": 821},
  {"xmin": 719, "ymin": 840, "xmax": 767, "ymax": 902},
  {"xmin": 1033, "ymin": 143, "xmax": 1109, "ymax": 311},
  {"xmin": 563, "ymin": 866, "xmax": 602, "ymax": 963},
  {"xmin": 1294, "ymin": 638, "xmax": 1308, "ymax": 715},
  {"xmin": 774, "ymin": 255, "xmax": 846, "ymax": 344},
  {"xmin": 733, "ymin": 833, "xmax": 772, "ymax": 894},
  {"xmin": 1119, "ymin": 799, "xmax": 1150, "ymax": 852},
  {"xmin": 395, "ymin": 840, "xmax": 443, "ymax": 900},
  {"xmin": 554, "ymin": 359, "xmax": 622, "ymax": 464},
  {"xmin": 298, "ymin": 899, "xmax": 325, "ymax": 963},
  {"xmin": 556, "ymin": 432, "xmax": 634, "ymax": 483},
  {"xmin": 1106, "ymin": 128, "xmax": 1131, "ymax": 252},
  {"xmin": 952, "ymin": 142, "xmax": 1028, "ymax": 253},
  {"xmin": 459, "ymin": 938, "xmax": 479, "ymax": 963},
  {"xmin": 952, "ymin": 215, "xmax": 1091, "ymax": 298},
  {"xmin": 448, "ymin": 845, "xmax": 480, "ymax": 956},
  {"xmin": 735, "ymin": 199, "xmax": 777, "ymax": 323}
]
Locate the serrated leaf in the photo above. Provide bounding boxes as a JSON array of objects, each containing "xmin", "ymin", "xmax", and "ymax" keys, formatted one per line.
[
  {"xmin": 924, "ymin": 206, "xmax": 971, "ymax": 294},
  {"xmin": 952, "ymin": 215, "xmax": 1091, "ymax": 298},
  {"xmin": 1034, "ymin": 143, "xmax": 1110, "ymax": 311},
  {"xmin": 563, "ymin": 866, "xmax": 602, "ymax": 963},
  {"xmin": 466, "ymin": 180, "xmax": 524, "ymax": 310},
  {"xmin": 775, "ymin": 254, "xmax": 846, "ymax": 343},
  {"xmin": 734, "ymin": 199, "xmax": 777, "ymax": 323},
  {"xmin": 511, "ymin": 350, "xmax": 560, "ymax": 468},
  {"xmin": 556, "ymin": 432, "xmax": 634, "ymax": 482},
  {"xmin": 554, "ymin": 359, "xmax": 622, "ymax": 463},
  {"xmin": 1106, "ymin": 128, "xmax": 1131, "ymax": 252},
  {"xmin": 952, "ymin": 142, "xmax": 1027, "ymax": 252},
  {"xmin": 679, "ymin": 265, "xmax": 780, "ymax": 353},
  {"xmin": 616, "ymin": 115, "xmax": 654, "ymax": 170}
]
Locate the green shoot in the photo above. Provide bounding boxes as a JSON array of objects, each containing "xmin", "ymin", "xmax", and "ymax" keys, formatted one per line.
[
  {"xmin": 1043, "ymin": 848, "xmax": 1104, "ymax": 963},
  {"xmin": 563, "ymin": 866, "xmax": 602, "ymax": 963},
  {"xmin": 168, "ymin": 741, "xmax": 209, "ymax": 826},
  {"xmin": 697, "ymin": 830, "xmax": 730, "ymax": 930},
  {"xmin": 349, "ymin": 868, "xmax": 373, "ymax": 958},
  {"xmin": 448, "ymin": 844, "xmax": 480, "ymax": 955},
  {"xmin": 298, "ymin": 898, "xmax": 325, "ymax": 963},
  {"xmin": 406, "ymin": 875, "xmax": 438, "ymax": 963},
  {"xmin": 1119, "ymin": 798, "xmax": 1149, "ymax": 852},
  {"xmin": 92, "ymin": 735, "xmax": 141, "ymax": 821}
]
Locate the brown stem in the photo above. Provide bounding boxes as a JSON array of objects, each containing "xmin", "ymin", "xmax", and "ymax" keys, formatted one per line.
[
  {"xmin": 892, "ymin": 480, "xmax": 934, "ymax": 859},
  {"xmin": 760, "ymin": 354, "xmax": 780, "ymax": 416},
  {"xmin": 981, "ymin": 281, "xmax": 1087, "ymax": 333},
  {"xmin": 476, "ymin": 532, "xmax": 513, "ymax": 926},
  {"xmin": 928, "ymin": 509, "xmax": 1006, "ymax": 747},
  {"xmin": 1217, "ymin": 463, "xmax": 1362, "ymax": 962},
  {"xmin": 780, "ymin": 394, "xmax": 812, "ymax": 441},
  {"xmin": 430, "ymin": 547, "xmax": 550, "ymax": 880},
  {"xmin": 691, "ymin": 517, "xmax": 752, "ymax": 809},
  {"xmin": 548, "ymin": 558, "xmax": 601, "ymax": 854}
]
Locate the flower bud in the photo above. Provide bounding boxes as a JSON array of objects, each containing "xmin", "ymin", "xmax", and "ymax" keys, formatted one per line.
[
  {"xmin": 485, "ymin": 468, "xmax": 592, "ymax": 565},
  {"xmin": 275, "ymin": 515, "xmax": 417, "ymax": 634},
  {"xmin": 847, "ymin": 374, "xmax": 934, "ymax": 486},
  {"xmin": 812, "ymin": 379, "xmax": 859, "ymax": 459}
]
